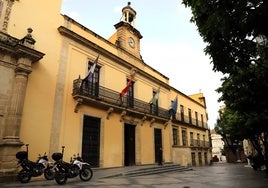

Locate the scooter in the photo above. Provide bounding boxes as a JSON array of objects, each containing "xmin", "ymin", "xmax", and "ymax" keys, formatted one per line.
[
  {"xmin": 16, "ymin": 144, "xmax": 55, "ymax": 183},
  {"xmin": 52, "ymin": 146, "xmax": 93, "ymax": 185}
]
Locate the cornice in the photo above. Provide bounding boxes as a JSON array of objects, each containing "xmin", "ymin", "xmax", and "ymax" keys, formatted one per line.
[
  {"xmin": 114, "ymin": 21, "xmax": 143, "ymax": 39},
  {"xmin": 0, "ymin": 31, "xmax": 45, "ymax": 63}
]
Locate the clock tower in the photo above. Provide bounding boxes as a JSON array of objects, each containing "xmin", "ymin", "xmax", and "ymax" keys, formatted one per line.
[{"xmin": 113, "ymin": 2, "xmax": 142, "ymax": 58}]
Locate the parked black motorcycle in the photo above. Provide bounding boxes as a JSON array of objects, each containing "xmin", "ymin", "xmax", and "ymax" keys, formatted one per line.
[
  {"xmin": 52, "ymin": 146, "xmax": 93, "ymax": 185},
  {"xmin": 16, "ymin": 144, "xmax": 55, "ymax": 183},
  {"xmin": 248, "ymin": 154, "xmax": 266, "ymax": 171}
]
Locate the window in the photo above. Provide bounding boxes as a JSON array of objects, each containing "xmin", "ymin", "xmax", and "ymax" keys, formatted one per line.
[
  {"xmin": 203, "ymin": 135, "xmax": 206, "ymax": 147},
  {"xmin": 190, "ymin": 132, "xmax": 194, "ymax": 146},
  {"xmin": 188, "ymin": 108, "xmax": 192, "ymax": 124},
  {"xmin": 172, "ymin": 128, "xmax": 178, "ymax": 146},
  {"xmin": 197, "ymin": 133, "xmax": 200, "ymax": 146},
  {"xmin": 180, "ymin": 105, "xmax": 184, "ymax": 122},
  {"xmin": 201, "ymin": 114, "xmax": 204, "ymax": 127},
  {"xmin": 81, "ymin": 60, "xmax": 100, "ymax": 97},
  {"xmin": 195, "ymin": 111, "xmax": 198, "ymax": 126},
  {"xmin": 182, "ymin": 129, "xmax": 187, "ymax": 146}
]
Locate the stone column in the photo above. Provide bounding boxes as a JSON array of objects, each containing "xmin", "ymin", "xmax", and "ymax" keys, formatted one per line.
[
  {"xmin": 0, "ymin": 58, "xmax": 31, "ymax": 182},
  {"xmin": 3, "ymin": 60, "xmax": 31, "ymax": 143}
]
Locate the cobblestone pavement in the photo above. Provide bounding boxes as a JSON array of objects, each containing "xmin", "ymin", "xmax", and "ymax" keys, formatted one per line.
[{"xmin": 1, "ymin": 163, "xmax": 268, "ymax": 188}]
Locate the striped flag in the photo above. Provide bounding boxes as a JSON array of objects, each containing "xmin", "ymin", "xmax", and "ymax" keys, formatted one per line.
[
  {"xmin": 149, "ymin": 87, "xmax": 160, "ymax": 105},
  {"xmin": 83, "ymin": 55, "xmax": 99, "ymax": 82},
  {"xmin": 169, "ymin": 95, "xmax": 178, "ymax": 116}
]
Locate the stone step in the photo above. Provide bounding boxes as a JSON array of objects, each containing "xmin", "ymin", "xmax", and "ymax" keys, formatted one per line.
[{"xmin": 123, "ymin": 164, "xmax": 192, "ymax": 177}]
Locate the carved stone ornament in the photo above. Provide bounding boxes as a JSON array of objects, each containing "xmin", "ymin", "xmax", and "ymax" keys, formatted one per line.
[{"xmin": 1, "ymin": 0, "xmax": 16, "ymax": 32}]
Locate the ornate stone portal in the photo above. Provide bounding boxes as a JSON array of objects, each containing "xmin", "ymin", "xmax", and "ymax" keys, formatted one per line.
[{"xmin": 0, "ymin": 28, "xmax": 45, "ymax": 181}]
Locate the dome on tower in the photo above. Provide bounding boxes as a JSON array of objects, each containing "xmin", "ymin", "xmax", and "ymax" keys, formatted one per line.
[{"xmin": 120, "ymin": 2, "xmax": 136, "ymax": 27}]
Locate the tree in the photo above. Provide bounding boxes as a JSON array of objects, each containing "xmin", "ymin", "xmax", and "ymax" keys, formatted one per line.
[{"xmin": 182, "ymin": 0, "xmax": 268, "ymax": 167}]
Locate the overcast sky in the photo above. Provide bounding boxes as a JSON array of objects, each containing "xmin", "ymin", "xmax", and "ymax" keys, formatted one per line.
[{"xmin": 61, "ymin": 0, "xmax": 224, "ymax": 129}]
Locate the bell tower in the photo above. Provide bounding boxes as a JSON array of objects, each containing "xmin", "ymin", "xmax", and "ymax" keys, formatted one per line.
[
  {"xmin": 113, "ymin": 2, "xmax": 142, "ymax": 58},
  {"xmin": 121, "ymin": 2, "xmax": 136, "ymax": 27}
]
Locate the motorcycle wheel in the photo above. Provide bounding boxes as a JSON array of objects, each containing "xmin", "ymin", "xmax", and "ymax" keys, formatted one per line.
[
  {"xmin": 18, "ymin": 169, "xmax": 31, "ymax": 183},
  {"xmin": 55, "ymin": 171, "xmax": 67, "ymax": 185},
  {"xmin": 252, "ymin": 164, "xmax": 258, "ymax": 171},
  {"xmin": 79, "ymin": 166, "xmax": 93, "ymax": 181},
  {"xmin": 44, "ymin": 167, "xmax": 55, "ymax": 180}
]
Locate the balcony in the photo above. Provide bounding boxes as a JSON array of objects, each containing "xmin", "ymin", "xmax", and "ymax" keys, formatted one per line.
[
  {"xmin": 176, "ymin": 113, "xmax": 208, "ymax": 129},
  {"xmin": 72, "ymin": 78, "xmax": 208, "ymax": 129},
  {"xmin": 190, "ymin": 139, "xmax": 210, "ymax": 148}
]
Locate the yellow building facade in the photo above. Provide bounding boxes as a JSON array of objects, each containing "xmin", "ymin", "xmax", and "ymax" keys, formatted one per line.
[{"xmin": 0, "ymin": 0, "xmax": 211, "ymax": 181}]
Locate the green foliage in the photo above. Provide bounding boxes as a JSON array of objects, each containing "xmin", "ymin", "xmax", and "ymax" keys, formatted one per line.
[
  {"xmin": 221, "ymin": 148, "xmax": 226, "ymax": 156},
  {"xmin": 215, "ymin": 108, "xmax": 246, "ymax": 145},
  {"xmin": 182, "ymin": 0, "xmax": 268, "ymax": 73},
  {"xmin": 182, "ymin": 0, "xmax": 268, "ymax": 155}
]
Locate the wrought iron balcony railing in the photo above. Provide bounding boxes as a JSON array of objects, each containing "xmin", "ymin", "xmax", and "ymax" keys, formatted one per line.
[
  {"xmin": 72, "ymin": 79, "xmax": 170, "ymax": 120},
  {"xmin": 190, "ymin": 139, "xmax": 210, "ymax": 148},
  {"xmin": 72, "ymin": 78, "xmax": 208, "ymax": 129}
]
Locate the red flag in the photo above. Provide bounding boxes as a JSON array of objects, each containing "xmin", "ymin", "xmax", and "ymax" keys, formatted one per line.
[{"xmin": 120, "ymin": 75, "xmax": 134, "ymax": 96}]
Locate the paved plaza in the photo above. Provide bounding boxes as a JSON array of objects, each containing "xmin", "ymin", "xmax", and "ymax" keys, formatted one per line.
[{"xmin": 1, "ymin": 163, "xmax": 268, "ymax": 188}]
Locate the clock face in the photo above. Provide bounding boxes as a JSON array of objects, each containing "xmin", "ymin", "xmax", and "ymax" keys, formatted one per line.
[{"xmin": 128, "ymin": 37, "xmax": 135, "ymax": 48}]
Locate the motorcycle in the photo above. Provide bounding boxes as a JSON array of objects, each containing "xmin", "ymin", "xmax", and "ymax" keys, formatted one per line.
[
  {"xmin": 15, "ymin": 144, "xmax": 55, "ymax": 183},
  {"xmin": 248, "ymin": 154, "xmax": 266, "ymax": 171},
  {"xmin": 52, "ymin": 146, "xmax": 93, "ymax": 185}
]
